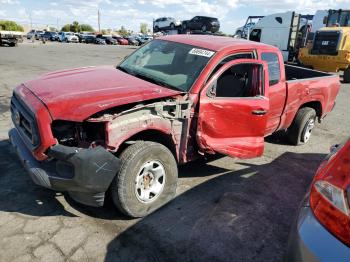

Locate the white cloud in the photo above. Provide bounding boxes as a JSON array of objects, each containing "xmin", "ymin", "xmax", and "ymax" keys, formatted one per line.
[
  {"xmin": 3, "ymin": 0, "xmax": 350, "ymax": 33},
  {"xmin": 0, "ymin": 0, "xmax": 19, "ymax": 4}
]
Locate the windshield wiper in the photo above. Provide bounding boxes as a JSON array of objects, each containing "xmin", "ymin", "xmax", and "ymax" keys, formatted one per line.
[{"xmin": 117, "ymin": 65, "xmax": 133, "ymax": 75}]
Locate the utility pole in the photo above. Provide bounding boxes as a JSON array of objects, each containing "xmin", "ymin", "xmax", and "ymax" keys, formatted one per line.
[
  {"xmin": 30, "ymin": 12, "xmax": 32, "ymax": 30},
  {"xmin": 98, "ymin": 9, "xmax": 101, "ymax": 32},
  {"xmin": 56, "ymin": 17, "xmax": 59, "ymax": 31}
]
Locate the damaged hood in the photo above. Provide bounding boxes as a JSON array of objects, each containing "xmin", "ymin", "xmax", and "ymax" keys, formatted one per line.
[{"xmin": 23, "ymin": 66, "xmax": 182, "ymax": 121}]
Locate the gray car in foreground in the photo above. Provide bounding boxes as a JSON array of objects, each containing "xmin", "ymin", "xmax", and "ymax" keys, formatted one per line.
[{"xmin": 286, "ymin": 140, "xmax": 350, "ymax": 261}]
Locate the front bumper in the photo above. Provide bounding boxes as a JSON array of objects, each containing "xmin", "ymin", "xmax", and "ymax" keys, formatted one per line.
[
  {"xmin": 286, "ymin": 195, "xmax": 350, "ymax": 262},
  {"xmin": 9, "ymin": 128, "xmax": 120, "ymax": 207}
]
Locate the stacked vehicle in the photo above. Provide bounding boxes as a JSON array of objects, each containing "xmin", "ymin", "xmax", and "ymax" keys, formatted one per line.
[{"xmin": 0, "ymin": 30, "xmax": 23, "ymax": 47}]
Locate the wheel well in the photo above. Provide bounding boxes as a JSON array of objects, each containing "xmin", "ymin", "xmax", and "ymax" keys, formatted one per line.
[
  {"xmin": 300, "ymin": 101, "xmax": 322, "ymax": 119},
  {"xmin": 116, "ymin": 130, "xmax": 177, "ymax": 161}
]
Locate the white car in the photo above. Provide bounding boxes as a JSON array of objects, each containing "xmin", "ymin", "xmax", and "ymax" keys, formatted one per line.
[
  {"xmin": 58, "ymin": 32, "xmax": 79, "ymax": 43},
  {"xmin": 153, "ymin": 17, "xmax": 181, "ymax": 32}
]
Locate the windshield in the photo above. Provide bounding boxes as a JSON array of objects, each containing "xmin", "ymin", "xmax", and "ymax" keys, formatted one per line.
[
  {"xmin": 327, "ymin": 10, "xmax": 350, "ymax": 26},
  {"xmin": 118, "ymin": 39, "xmax": 215, "ymax": 92}
]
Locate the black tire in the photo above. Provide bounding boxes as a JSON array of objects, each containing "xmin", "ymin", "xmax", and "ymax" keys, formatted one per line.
[
  {"xmin": 287, "ymin": 107, "xmax": 316, "ymax": 146},
  {"xmin": 343, "ymin": 68, "xmax": 350, "ymax": 83},
  {"xmin": 110, "ymin": 141, "xmax": 178, "ymax": 218},
  {"xmin": 235, "ymin": 30, "xmax": 242, "ymax": 38}
]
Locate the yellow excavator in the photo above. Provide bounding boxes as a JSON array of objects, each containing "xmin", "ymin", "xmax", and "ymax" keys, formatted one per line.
[{"xmin": 299, "ymin": 9, "xmax": 350, "ymax": 82}]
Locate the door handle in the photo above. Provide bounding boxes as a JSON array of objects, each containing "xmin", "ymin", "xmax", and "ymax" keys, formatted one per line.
[{"xmin": 252, "ymin": 110, "xmax": 267, "ymax": 115}]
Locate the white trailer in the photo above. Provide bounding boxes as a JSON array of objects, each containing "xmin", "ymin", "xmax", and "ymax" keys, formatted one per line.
[{"xmin": 248, "ymin": 11, "xmax": 313, "ymax": 62}]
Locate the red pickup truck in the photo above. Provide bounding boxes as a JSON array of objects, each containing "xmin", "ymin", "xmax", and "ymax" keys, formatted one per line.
[{"xmin": 9, "ymin": 35, "xmax": 340, "ymax": 217}]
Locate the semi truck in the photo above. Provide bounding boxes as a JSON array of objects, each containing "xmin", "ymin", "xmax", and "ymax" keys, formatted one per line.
[{"xmin": 247, "ymin": 11, "xmax": 328, "ymax": 62}]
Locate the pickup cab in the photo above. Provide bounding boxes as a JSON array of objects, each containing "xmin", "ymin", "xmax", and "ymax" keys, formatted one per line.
[{"xmin": 9, "ymin": 35, "xmax": 340, "ymax": 217}]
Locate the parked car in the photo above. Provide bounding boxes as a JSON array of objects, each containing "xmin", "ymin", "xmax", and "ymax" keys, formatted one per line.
[
  {"xmin": 182, "ymin": 16, "xmax": 220, "ymax": 32},
  {"xmin": 234, "ymin": 22, "xmax": 257, "ymax": 38},
  {"xmin": 153, "ymin": 17, "xmax": 181, "ymax": 32},
  {"xmin": 34, "ymin": 30, "xmax": 44, "ymax": 40},
  {"xmin": 26, "ymin": 30, "xmax": 36, "ymax": 39},
  {"xmin": 83, "ymin": 34, "xmax": 96, "ymax": 44},
  {"xmin": 104, "ymin": 36, "xmax": 117, "ymax": 45},
  {"xmin": 74, "ymin": 33, "xmax": 85, "ymax": 43},
  {"xmin": 112, "ymin": 36, "xmax": 128, "ymax": 45},
  {"xmin": 42, "ymin": 31, "xmax": 59, "ymax": 41},
  {"xmin": 8, "ymin": 36, "xmax": 340, "ymax": 219},
  {"xmin": 134, "ymin": 36, "xmax": 147, "ymax": 45},
  {"xmin": 96, "ymin": 35, "xmax": 117, "ymax": 45},
  {"xmin": 287, "ymin": 138, "xmax": 350, "ymax": 261},
  {"xmin": 58, "ymin": 32, "xmax": 79, "ymax": 43},
  {"xmin": 124, "ymin": 36, "xmax": 139, "ymax": 46},
  {"xmin": 95, "ymin": 37, "xmax": 106, "ymax": 45}
]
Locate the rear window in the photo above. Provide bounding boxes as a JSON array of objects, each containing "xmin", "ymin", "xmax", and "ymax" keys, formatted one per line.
[{"xmin": 261, "ymin": 52, "xmax": 280, "ymax": 86}]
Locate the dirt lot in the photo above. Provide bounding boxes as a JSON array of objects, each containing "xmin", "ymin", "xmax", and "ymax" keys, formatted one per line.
[{"xmin": 0, "ymin": 41, "xmax": 349, "ymax": 262}]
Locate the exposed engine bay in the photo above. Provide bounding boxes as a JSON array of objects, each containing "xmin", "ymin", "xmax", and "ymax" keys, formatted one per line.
[{"xmin": 50, "ymin": 97, "xmax": 193, "ymax": 161}]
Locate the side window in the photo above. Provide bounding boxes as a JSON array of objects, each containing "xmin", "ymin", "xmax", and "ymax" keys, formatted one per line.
[
  {"xmin": 215, "ymin": 63, "xmax": 263, "ymax": 98},
  {"xmin": 261, "ymin": 52, "xmax": 280, "ymax": 86},
  {"xmin": 250, "ymin": 29, "xmax": 261, "ymax": 42},
  {"xmin": 209, "ymin": 52, "xmax": 254, "ymax": 79}
]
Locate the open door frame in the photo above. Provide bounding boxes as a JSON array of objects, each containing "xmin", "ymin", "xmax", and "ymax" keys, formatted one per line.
[{"xmin": 196, "ymin": 59, "xmax": 270, "ymax": 159}]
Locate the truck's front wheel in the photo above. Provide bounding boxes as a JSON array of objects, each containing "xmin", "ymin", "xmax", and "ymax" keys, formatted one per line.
[
  {"xmin": 110, "ymin": 141, "xmax": 178, "ymax": 217},
  {"xmin": 287, "ymin": 107, "xmax": 316, "ymax": 145}
]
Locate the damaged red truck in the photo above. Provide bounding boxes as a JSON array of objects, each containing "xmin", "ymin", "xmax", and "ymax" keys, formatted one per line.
[{"xmin": 9, "ymin": 35, "xmax": 340, "ymax": 217}]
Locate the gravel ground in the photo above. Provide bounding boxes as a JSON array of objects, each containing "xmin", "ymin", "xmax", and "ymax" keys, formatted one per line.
[{"xmin": 0, "ymin": 40, "xmax": 349, "ymax": 262}]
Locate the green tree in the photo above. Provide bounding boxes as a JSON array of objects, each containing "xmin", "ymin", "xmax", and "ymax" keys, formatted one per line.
[
  {"xmin": 80, "ymin": 24, "xmax": 94, "ymax": 32},
  {"xmin": 0, "ymin": 20, "xmax": 24, "ymax": 31},
  {"xmin": 140, "ymin": 23, "xmax": 148, "ymax": 34},
  {"xmin": 118, "ymin": 26, "xmax": 129, "ymax": 37},
  {"xmin": 61, "ymin": 24, "xmax": 71, "ymax": 32},
  {"xmin": 70, "ymin": 21, "xmax": 80, "ymax": 32}
]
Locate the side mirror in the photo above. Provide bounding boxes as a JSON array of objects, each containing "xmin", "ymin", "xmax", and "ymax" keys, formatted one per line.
[
  {"xmin": 330, "ymin": 144, "xmax": 339, "ymax": 153},
  {"xmin": 207, "ymin": 82, "xmax": 217, "ymax": 98}
]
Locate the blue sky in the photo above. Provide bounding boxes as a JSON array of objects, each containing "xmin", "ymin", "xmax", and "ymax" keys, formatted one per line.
[{"xmin": 1, "ymin": 0, "xmax": 349, "ymax": 33}]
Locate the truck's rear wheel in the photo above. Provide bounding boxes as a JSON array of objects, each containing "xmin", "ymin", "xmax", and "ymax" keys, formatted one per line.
[
  {"xmin": 110, "ymin": 141, "xmax": 178, "ymax": 218},
  {"xmin": 287, "ymin": 107, "xmax": 316, "ymax": 146},
  {"xmin": 343, "ymin": 68, "xmax": 350, "ymax": 83}
]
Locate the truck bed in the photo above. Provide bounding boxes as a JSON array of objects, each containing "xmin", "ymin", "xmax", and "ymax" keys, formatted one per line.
[
  {"xmin": 285, "ymin": 64, "xmax": 332, "ymax": 81},
  {"xmin": 278, "ymin": 64, "xmax": 340, "ymax": 131}
]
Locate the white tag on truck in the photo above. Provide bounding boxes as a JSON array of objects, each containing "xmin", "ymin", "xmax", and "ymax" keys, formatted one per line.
[{"xmin": 189, "ymin": 48, "xmax": 215, "ymax": 57}]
